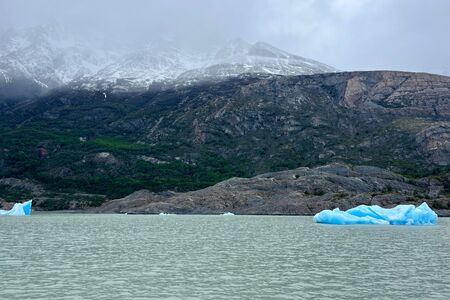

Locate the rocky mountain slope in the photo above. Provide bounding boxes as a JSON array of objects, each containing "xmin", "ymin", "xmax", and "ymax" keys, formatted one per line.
[
  {"xmin": 0, "ymin": 70, "xmax": 449, "ymax": 210},
  {"xmin": 0, "ymin": 25, "xmax": 336, "ymax": 97},
  {"xmin": 95, "ymin": 163, "xmax": 450, "ymax": 216}
]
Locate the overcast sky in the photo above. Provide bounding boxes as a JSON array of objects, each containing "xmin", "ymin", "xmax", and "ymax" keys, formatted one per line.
[{"xmin": 1, "ymin": 0, "xmax": 449, "ymax": 74}]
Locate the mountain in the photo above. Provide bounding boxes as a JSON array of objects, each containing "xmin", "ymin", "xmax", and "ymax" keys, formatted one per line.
[
  {"xmin": 0, "ymin": 71, "xmax": 449, "ymax": 210},
  {"xmin": 0, "ymin": 25, "xmax": 113, "ymax": 98},
  {"xmin": 0, "ymin": 25, "xmax": 336, "ymax": 96},
  {"xmin": 177, "ymin": 39, "xmax": 336, "ymax": 83},
  {"xmin": 73, "ymin": 39, "xmax": 208, "ymax": 92}
]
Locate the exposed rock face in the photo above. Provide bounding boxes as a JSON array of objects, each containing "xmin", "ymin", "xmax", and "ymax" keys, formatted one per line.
[
  {"xmin": 139, "ymin": 71, "xmax": 450, "ymax": 168},
  {"xmin": 416, "ymin": 122, "xmax": 450, "ymax": 166},
  {"xmin": 137, "ymin": 155, "xmax": 167, "ymax": 164},
  {"xmin": 337, "ymin": 72, "xmax": 450, "ymax": 116},
  {"xmin": 92, "ymin": 152, "xmax": 119, "ymax": 165},
  {"xmin": 95, "ymin": 164, "xmax": 450, "ymax": 216}
]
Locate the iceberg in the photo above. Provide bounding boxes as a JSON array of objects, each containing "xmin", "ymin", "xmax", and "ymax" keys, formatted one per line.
[
  {"xmin": 0, "ymin": 200, "xmax": 33, "ymax": 216},
  {"xmin": 222, "ymin": 212, "xmax": 235, "ymax": 216},
  {"xmin": 313, "ymin": 202, "xmax": 437, "ymax": 225}
]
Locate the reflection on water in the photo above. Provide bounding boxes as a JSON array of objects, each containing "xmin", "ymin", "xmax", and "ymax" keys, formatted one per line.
[{"xmin": 1, "ymin": 214, "xmax": 449, "ymax": 299}]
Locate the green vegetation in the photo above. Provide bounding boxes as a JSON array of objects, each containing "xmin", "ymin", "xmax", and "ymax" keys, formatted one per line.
[
  {"xmin": 0, "ymin": 185, "xmax": 33, "ymax": 202},
  {"xmin": 91, "ymin": 137, "xmax": 149, "ymax": 151},
  {"xmin": 0, "ymin": 120, "xmax": 251, "ymax": 203},
  {"xmin": 1, "ymin": 116, "xmax": 447, "ymax": 210},
  {"xmin": 38, "ymin": 193, "xmax": 106, "ymax": 210}
]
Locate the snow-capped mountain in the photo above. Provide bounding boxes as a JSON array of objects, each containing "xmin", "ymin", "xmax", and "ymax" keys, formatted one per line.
[
  {"xmin": 0, "ymin": 25, "xmax": 117, "ymax": 97},
  {"xmin": 177, "ymin": 39, "xmax": 336, "ymax": 82},
  {"xmin": 74, "ymin": 39, "xmax": 210, "ymax": 91},
  {"xmin": 0, "ymin": 25, "xmax": 337, "ymax": 97}
]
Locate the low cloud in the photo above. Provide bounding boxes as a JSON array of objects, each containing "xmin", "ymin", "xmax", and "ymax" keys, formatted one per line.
[{"xmin": 1, "ymin": 0, "xmax": 449, "ymax": 74}]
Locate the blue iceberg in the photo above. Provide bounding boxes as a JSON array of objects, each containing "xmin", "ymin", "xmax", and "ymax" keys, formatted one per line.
[
  {"xmin": 313, "ymin": 202, "xmax": 437, "ymax": 225},
  {"xmin": 0, "ymin": 200, "xmax": 33, "ymax": 216}
]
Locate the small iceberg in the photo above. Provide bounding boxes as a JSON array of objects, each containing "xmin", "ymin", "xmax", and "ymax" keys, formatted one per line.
[
  {"xmin": 222, "ymin": 212, "xmax": 235, "ymax": 216},
  {"xmin": 159, "ymin": 212, "xmax": 176, "ymax": 216},
  {"xmin": 0, "ymin": 200, "xmax": 33, "ymax": 216},
  {"xmin": 313, "ymin": 202, "xmax": 437, "ymax": 225}
]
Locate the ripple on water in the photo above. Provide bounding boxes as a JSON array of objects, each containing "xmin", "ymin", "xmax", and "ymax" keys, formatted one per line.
[{"xmin": 0, "ymin": 214, "xmax": 449, "ymax": 299}]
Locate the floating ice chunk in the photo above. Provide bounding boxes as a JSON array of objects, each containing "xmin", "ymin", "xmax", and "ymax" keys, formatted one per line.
[
  {"xmin": 0, "ymin": 200, "xmax": 33, "ymax": 216},
  {"xmin": 159, "ymin": 212, "xmax": 176, "ymax": 216},
  {"xmin": 222, "ymin": 212, "xmax": 235, "ymax": 216},
  {"xmin": 313, "ymin": 202, "xmax": 437, "ymax": 225}
]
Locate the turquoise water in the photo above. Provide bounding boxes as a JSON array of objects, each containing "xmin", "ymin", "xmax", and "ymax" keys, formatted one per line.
[{"xmin": 1, "ymin": 214, "xmax": 449, "ymax": 299}]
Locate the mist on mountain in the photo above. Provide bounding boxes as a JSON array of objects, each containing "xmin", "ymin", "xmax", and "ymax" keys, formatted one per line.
[
  {"xmin": 0, "ymin": 24, "xmax": 338, "ymax": 96},
  {"xmin": 2, "ymin": 0, "xmax": 450, "ymax": 75}
]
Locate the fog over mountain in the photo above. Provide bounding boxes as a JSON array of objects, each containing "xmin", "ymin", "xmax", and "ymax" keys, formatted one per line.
[
  {"xmin": 0, "ymin": 23, "xmax": 337, "ymax": 96},
  {"xmin": 1, "ymin": 0, "xmax": 450, "ymax": 76}
]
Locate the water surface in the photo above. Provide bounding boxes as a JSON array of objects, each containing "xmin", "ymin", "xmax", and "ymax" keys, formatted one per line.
[{"xmin": 1, "ymin": 214, "xmax": 449, "ymax": 299}]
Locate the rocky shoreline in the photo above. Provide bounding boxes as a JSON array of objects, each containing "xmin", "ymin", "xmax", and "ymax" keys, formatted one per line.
[
  {"xmin": 2, "ymin": 163, "xmax": 448, "ymax": 216},
  {"xmin": 94, "ymin": 163, "xmax": 450, "ymax": 217}
]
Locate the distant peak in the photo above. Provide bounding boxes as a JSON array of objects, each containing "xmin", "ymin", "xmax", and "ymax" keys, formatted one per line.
[
  {"xmin": 215, "ymin": 39, "xmax": 292, "ymax": 60},
  {"xmin": 253, "ymin": 41, "xmax": 273, "ymax": 48},
  {"xmin": 252, "ymin": 41, "xmax": 283, "ymax": 52},
  {"xmin": 227, "ymin": 38, "xmax": 250, "ymax": 47}
]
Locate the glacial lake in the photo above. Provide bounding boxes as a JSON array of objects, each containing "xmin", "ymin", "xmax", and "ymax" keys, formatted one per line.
[{"xmin": 1, "ymin": 214, "xmax": 449, "ymax": 299}]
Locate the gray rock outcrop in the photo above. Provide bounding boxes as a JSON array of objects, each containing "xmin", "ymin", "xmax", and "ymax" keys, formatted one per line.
[{"xmin": 96, "ymin": 163, "xmax": 450, "ymax": 216}]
